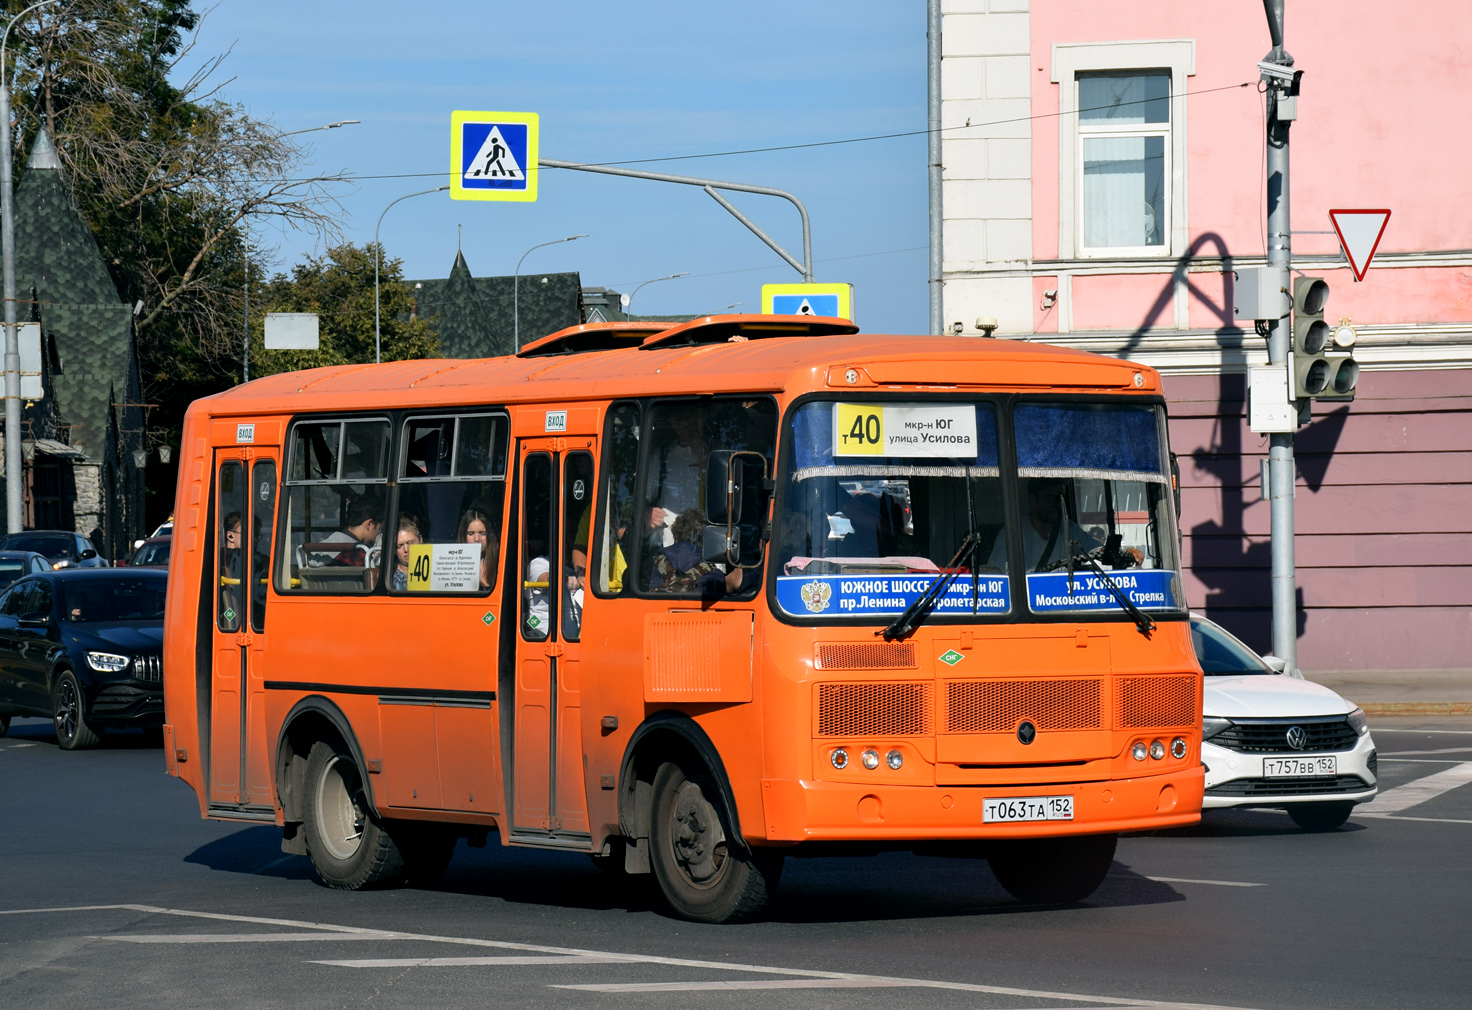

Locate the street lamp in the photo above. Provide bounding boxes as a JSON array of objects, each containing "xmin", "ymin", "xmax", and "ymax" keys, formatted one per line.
[
  {"xmin": 621, "ymin": 272, "xmax": 690, "ymax": 316},
  {"xmin": 244, "ymin": 119, "xmax": 360, "ymax": 382},
  {"xmin": 0, "ymin": 0, "xmax": 59, "ymax": 533},
  {"xmin": 374, "ymin": 185, "xmax": 448, "ymax": 364},
  {"xmin": 515, "ymin": 235, "xmax": 587, "ymax": 351}
]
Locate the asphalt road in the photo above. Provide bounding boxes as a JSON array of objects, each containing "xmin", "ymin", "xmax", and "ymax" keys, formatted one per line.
[{"xmin": 2, "ymin": 715, "xmax": 1470, "ymax": 1010}]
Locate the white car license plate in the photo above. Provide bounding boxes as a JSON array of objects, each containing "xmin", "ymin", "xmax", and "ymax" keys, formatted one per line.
[
  {"xmin": 983, "ymin": 795, "xmax": 1073, "ymax": 823},
  {"xmin": 1262, "ymin": 755, "xmax": 1337, "ymax": 777}
]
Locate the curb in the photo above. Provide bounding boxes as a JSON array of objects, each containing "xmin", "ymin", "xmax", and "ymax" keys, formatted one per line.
[{"xmin": 1361, "ymin": 702, "xmax": 1472, "ymax": 717}]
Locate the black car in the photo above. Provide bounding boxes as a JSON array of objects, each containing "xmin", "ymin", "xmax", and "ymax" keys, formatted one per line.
[
  {"xmin": 0, "ymin": 550, "xmax": 52, "ymax": 590},
  {"xmin": 0, "ymin": 569, "xmax": 165, "ymax": 746},
  {"xmin": 0, "ymin": 530, "xmax": 108, "ymax": 570}
]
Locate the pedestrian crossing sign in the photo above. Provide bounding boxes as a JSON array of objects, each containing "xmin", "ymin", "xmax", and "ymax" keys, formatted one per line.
[
  {"xmin": 450, "ymin": 111, "xmax": 539, "ymax": 202},
  {"xmin": 761, "ymin": 282, "xmax": 853, "ymax": 321}
]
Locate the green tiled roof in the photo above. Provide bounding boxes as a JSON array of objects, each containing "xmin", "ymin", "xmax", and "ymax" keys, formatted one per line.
[
  {"xmin": 410, "ymin": 252, "xmax": 583, "ymax": 357},
  {"xmin": 12, "ymin": 127, "xmax": 133, "ymax": 462}
]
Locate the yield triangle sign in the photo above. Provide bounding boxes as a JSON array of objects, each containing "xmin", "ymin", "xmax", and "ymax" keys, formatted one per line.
[
  {"xmin": 465, "ymin": 126, "xmax": 523, "ymax": 183},
  {"xmin": 1329, "ymin": 209, "xmax": 1391, "ymax": 282}
]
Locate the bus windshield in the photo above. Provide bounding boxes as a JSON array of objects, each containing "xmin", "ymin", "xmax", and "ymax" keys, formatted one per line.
[
  {"xmin": 774, "ymin": 398, "xmax": 1181, "ymax": 621},
  {"xmin": 775, "ymin": 400, "xmax": 1011, "ymax": 619}
]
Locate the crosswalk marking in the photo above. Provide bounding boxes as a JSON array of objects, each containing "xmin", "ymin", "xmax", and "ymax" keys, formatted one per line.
[
  {"xmin": 1358, "ymin": 761, "xmax": 1472, "ymax": 815},
  {"xmin": 314, "ymin": 956, "xmax": 628, "ymax": 967},
  {"xmin": 556, "ymin": 979, "xmax": 919, "ymax": 991},
  {"xmin": 104, "ymin": 932, "xmax": 408, "ymax": 944}
]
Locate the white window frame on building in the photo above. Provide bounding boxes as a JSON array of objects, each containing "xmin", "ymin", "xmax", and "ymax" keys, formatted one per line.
[{"xmin": 1052, "ymin": 40, "xmax": 1195, "ymax": 262}]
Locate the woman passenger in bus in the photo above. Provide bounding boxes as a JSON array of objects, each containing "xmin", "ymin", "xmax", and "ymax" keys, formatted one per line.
[
  {"xmin": 648, "ymin": 508, "xmax": 743, "ymax": 596},
  {"xmin": 392, "ymin": 518, "xmax": 421, "ymax": 592},
  {"xmin": 457, "ymin": 508, "xmax": 498, "ymax": 590}
]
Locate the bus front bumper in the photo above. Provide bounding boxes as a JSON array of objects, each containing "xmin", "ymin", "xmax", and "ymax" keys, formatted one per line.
[{"xmin": 758, "ymin": 767, "xmax": 1203, "ymax": 842}]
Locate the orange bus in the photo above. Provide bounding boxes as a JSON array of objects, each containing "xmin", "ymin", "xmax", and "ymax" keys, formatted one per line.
[{"xmin": 162, "ymin": 315, "xmax": 1202, "ymax": 922}]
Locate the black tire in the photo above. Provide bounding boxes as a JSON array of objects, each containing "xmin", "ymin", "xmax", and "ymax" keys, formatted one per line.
[
  {"xmin": 393, "ymin": 823, "xmax": 457, "ymax": 886},
  {"xmin": 0, "ymin": 713, "xmax": 10, "ymax": 737},
  {"xmin": 1288, "ymin": 802, "xmax": 1354, "ymax": 831},
  {"xmin": 53, "ymin": 670, "xmax": 99, "ymax": 750},
  {"xmin": 301, "ymin": 741, "xmax": 405, "ymax": 890},
  {"xmin": 988, "ymin": 833, "xmax": 1118, "ymax": 904},
  {"xmin": 648, "ymin": 759, "xmax": 781, "ymax": 923}
]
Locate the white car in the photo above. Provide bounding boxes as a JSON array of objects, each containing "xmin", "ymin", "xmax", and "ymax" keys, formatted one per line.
[{"xmin": 1192, "ymin": 615, "xmax": 1377, "ymax": 830}]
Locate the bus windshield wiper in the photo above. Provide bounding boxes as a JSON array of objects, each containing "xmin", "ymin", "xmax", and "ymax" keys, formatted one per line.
[
  {"xmin": 1044, "ymin": 495, "xmax": 1155, "ymax": 638},
  {"xmin": 878, "ymin": 532, "xmax": 978, "ymax": 642}
]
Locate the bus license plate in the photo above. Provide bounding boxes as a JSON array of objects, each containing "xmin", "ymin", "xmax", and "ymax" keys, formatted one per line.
[
  {"xmin": 1262, "ymin": 755, "xmax": 1337, "ymax": 778},
  {"xmin": 983, "ymin": 795, "xmax": 1073, "ymax": 823}
]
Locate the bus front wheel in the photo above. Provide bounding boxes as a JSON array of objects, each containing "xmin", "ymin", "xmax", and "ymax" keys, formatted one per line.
[
  {"xmin": 987, "ymin": 833, "xmax": 1117, "ymax": 904},
  {"xmin": 648, "ymin": 759, "xmax": 781, "ymax": 923},
  {"xmin": 302, "ymin": 741, "xmax": 405, "ymax": 890}
]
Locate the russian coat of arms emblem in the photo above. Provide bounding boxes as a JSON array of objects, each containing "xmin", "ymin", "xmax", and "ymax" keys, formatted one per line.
[{"xmin": 800, "ymin": 580, "xmax": 832, "ymax": 613}]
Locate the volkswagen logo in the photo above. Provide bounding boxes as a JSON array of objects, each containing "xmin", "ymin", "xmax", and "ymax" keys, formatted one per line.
[
  {"xmin": 1017, "ymin": 721, "xmax": 1037, "ymax": 745},
  {"xmin": 1285, "ymin": 725, "xmax": 1308, "ymax": 751}
]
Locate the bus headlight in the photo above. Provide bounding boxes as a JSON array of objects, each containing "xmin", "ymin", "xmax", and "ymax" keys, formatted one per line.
[
  {"xmin": 830, "ymin": 748, "xmax": 849, "ymax": 770},
  {"xmin": 1131, "ymin": 742, "xmax": 1148, "ymax": 761},
  {"xmin": 1171, "ymin": 737, "xmax": 1187, "ymax": 759},
  {"xmin": 861, "ymin": 749, "xmax": 880, "ymax": 770},
  {"xmin": 1150, "ymin": 740, "xmax": 1166, "ymax": 761},
  {"xmin": 886, "ymin": 749, "xmax": 903, "ymax": 770}
]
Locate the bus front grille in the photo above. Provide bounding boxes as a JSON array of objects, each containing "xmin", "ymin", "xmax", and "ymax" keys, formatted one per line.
[
  {"xmin": 816, "ymin": 682, "xmax": 931, "ymax": 737},
  {"xmin": 944, "ymin": 678, "xmax": 1103, "ymax": 733},
  {"xmin": 1117, "ymin": 675, "xmax": 1197, "ymax": 729},
  {"xmin": 815, "ymin": 642, "xmax": 917, "ymax": 671}
]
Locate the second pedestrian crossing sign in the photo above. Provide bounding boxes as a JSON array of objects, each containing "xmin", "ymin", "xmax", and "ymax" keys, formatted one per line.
[
  {"xmin": 451, "ymin": 111, "xmax": 539, "ymax": 202},
  {"xmin": 762, "ymin": 282, "xmax": 853, "ymax": 320}
]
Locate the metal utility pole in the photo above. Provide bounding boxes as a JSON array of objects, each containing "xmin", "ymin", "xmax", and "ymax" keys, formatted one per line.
[
  {"xmin": 541, "ymin": 159, "xmax": 814, "ymax": 282},
  {"xmin": 1261, "ymin": 0, "xmax": 1298, "ymax": 673},
  {"xmin": 514, "ymin": 234, "xmax": 586, "ymax": 352},
  {"xmin": 927, "ymin": 0, "xmax": 944, "ymax": 336},
  {"xmin": 0, "ymin": 0, "xmax": 58, "ymax": 533},
  {"xmin": 375, "ymin": 184, "xmax": 447, "ymax": 364}
]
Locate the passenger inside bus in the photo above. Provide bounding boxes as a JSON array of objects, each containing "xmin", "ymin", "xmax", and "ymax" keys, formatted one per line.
[
  {"xmin": 458, "ymin": 508, "xmax": 498, "ymax": 590},
  {"xmin": 392, "ymin": 518, "xmax": 421, "ymax": 592},
  {"xmin": 647, "ymin": 508, "xmax": 746, "ymax": 596},
  {"xmin": 311, "ymin": 498, "xmax": 383, "ymax": 569},
  {"xmin": 645, "ymin": 406, "xmax": 709, "ymax": 547},
  {"xmin": 524, "ymin": 555, "xmax": 550, "ymax": 636}
]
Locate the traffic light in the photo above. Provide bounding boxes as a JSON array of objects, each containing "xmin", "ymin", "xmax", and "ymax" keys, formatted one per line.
[{"xmin": 1290, "ymin": 277, "xmax": 1358, "ymax": 400}]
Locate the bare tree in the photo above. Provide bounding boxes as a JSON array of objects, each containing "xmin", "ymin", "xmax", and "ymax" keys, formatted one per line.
[{"xmin": 4, "ymin": 0, "xmax": 348, "ymax": 399}]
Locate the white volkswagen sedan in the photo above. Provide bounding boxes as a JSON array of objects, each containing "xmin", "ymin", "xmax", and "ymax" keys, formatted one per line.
[{"xmin": 1192, "ymin": 615, "xmax": 1377, "ymax": 830}]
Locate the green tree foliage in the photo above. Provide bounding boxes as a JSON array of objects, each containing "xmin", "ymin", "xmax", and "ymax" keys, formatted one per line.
[
  {"xmin": 248, "ymin": 244, "xmax": 439, "ymax": 378},
  {"xmin": 4, "ymin": 0, "xmax": 343, "ymax": 427}
]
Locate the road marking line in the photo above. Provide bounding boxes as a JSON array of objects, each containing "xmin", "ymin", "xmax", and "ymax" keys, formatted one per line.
[
  {"xmin": 4, "ymin": 742, "xmax": 35, "ymax": 748},
  {"xmin": 103, "ymin": 933, "xmax": 411, "ymax": 943},
  {"xmin": 1144, "ymin": 877, "xmax": 1264, "ymax": 888},
  {"xmin": 556, "ymin": 979, "xmax": 921, "ymax": 991},
  {"xmin": 313, "ymin": 956, "xmax": 628, "ymax": 967},
  {"xmin": 1382, "ymin": 747, "xmax": 1472, "ymax": 756},
  {"xmin": 1372, "ymin": 814, "xmax": 1472, "ymax": 825},
  {"xmin": 0, "ymin": 904, "xmax": 1262, "ymax": 1010},
  {"xmin": 1378, "ymin": 758, "xmax": 1467, "ymax": 765},
  {"xmin": 1356, "ymin": 761, "xmax": 1472, "ymax": 815},
  {"xmin": 1365, "ymin": 728, "xmax": 1472, "ymax": 735}
]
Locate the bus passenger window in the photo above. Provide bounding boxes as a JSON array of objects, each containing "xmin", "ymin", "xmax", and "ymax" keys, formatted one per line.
[
  {"xmin": 393, "ymin": 413, "xmax": 507, "ymax": 594},
  {"xmin": 595, "ymin": 403, "xmax": 639, "ymax": 595},
  {"xmin": 639, "ymin": 397, "xmax": 776, "ymax": 597},
  {"xmin": 277, "ymin": 419, "xmax": 391, "ymax": 594},
  {"xmin": 561, "ymin": 451, "xmax": 594, "ymax": 641}
]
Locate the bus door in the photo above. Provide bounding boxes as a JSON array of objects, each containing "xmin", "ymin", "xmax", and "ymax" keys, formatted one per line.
[
  {"xmin": 510, "ymin": 438, "xmax": 595, "ymax": 842},
  {"xmin": 208, "ymin": 443, "xmax": 279, "ymax": 813}
]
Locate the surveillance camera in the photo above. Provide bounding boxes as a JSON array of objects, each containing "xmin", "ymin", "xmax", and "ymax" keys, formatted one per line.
[
  {"xmin": 949, "ymin": 321, "xmax": 964, "ymax": 335},
  {"xmin": 1257, "ymin": 60, "xmax": 1296, "ymax": 83}
]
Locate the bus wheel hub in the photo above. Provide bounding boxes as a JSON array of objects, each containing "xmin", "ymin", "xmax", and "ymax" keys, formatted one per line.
[{"xmin": 672, "ymin": 781, "xmax": 725, "ymax": 882}]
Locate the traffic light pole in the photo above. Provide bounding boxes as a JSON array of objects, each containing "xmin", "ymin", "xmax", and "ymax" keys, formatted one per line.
[{"xmin": 1262, "ymin": 0, "xmax": 1298, "ymax": 673}]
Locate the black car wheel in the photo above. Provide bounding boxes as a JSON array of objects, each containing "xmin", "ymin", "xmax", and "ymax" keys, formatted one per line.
[
  {"xmin": 0, "ymin": 713, "xmax": 10, "ymax": 737},
  {"xmin": 53, "ymin": 670, "xmax": 99, "ymax": 750}
]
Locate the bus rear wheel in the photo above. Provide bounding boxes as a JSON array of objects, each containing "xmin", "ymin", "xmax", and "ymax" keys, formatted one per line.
[
  {"xmin": 649, "ymin": 759, "xmax": 781, "ymax": 923},
  {"xmin": 302, "ymin": 741, "xmax": 405, "ymax": 890},
  {"xmin": 988, "ymin": 833, "xmax": 1117, "ymax": 904}
]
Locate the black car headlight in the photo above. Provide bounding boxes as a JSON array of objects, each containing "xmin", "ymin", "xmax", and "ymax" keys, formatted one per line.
[
  {"xmin": 86, "ymin": 651, "xmax": 130, "ymax": 673},
  {"xmin": 1202, "ymin": 716, "xmax": 1233, "ymax": 741},
  {"xmin": 1347, "ymin": 707, "xmax": 1370, "ymax": 736}
]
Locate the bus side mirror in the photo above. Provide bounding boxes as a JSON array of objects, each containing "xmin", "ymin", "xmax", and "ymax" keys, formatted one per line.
[
  {"xmin": 706, "ymin": 451, "xmax": 741, "ymax": 526},
  {"xmin": 1169, "ymin": 451, "xmax": 1181, "ymax": 519},
  {"xmin": 702, "ymin": 524, "xmax": 739, "ymax": 566}
]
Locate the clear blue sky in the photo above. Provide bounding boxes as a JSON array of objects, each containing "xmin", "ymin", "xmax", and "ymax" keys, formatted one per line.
[{"xmin": 184, "ymin": 0, "xmax": 930, "ymax": 333}]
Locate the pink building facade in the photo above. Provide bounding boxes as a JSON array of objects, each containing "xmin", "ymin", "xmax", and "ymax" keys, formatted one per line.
[{"xmin": 939, "ymin": 1, "xmax": 1472, "ymax": 671}]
